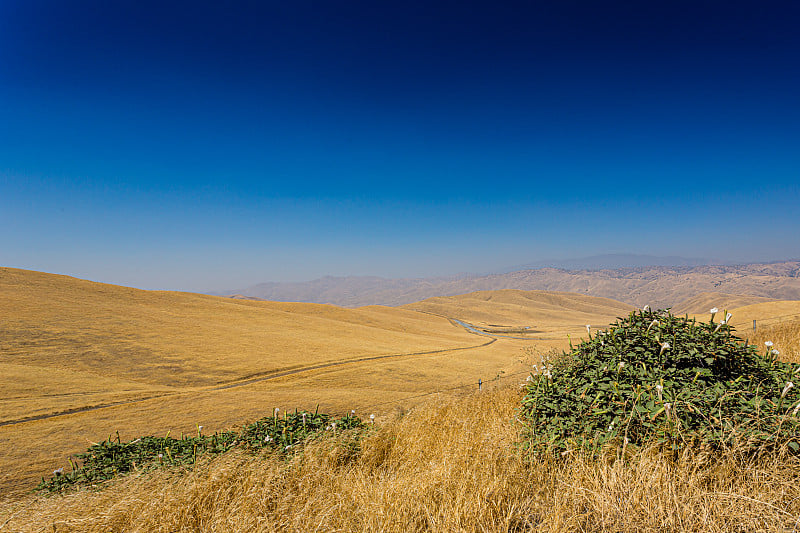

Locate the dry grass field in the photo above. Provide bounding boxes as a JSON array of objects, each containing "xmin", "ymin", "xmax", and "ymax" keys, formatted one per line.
[
  {"xmin": 0, "ymin": 268, "xmax": 633, "ymax": 497},
  {"xmin": 3, "ymin": 267, "xmax": 800, "ymax": 530},
  {"xmin": 402, "ymin": 289, "xmax": 632, "ymax": 338},
  {"xmin": 689, "ymin": 299, "xmax": 800, "ymax": 363},
  {"xmin": 3, "ymin": 384, "xmax": 799, "ymax": 532},
  {"xmin": 671, "ymin": 291, "xmax": 775, "ymax": 315}
]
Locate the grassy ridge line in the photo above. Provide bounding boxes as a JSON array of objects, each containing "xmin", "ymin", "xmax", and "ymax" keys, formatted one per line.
[{"xmin": 0, "ymin": 338, "xmax": 498, "ymax": 428}]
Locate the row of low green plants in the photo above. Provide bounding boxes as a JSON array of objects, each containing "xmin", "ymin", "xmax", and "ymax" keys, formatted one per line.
[
  {"xmin": 38, "ymin": 408, "xmax": 366, "ymax": 492},
  {"xmin": 520, "ymin": 308, "xmax": 800, "ymax": 456}
]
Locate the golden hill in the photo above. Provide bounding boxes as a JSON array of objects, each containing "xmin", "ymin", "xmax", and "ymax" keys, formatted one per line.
[
  {"xmin": 0, "ymin": 278, "xmax": 800, "ymax": 531},
  {"xmin": 402, "ymin": 289, "xmax": 632, "ymax": 333},
  {"xmin": 0, "ymin": 267, "xmax": 480, "ymax": 395},
  {"xmin": 721, "ymin": 300, "xmax": 800, "ymax": 334},
  {"xmin": 0, "ymin": 268, "xmax": 546, "ymax": 495},
  {"xmin": 672, "ymin": 292, "xmax": 776, "ymax": 315},
  {"xmin": 5, "ymin": 266, "xmax": 796, "ymax": 499},
  {"xmin": 686, "ymin": 300, "xmax": 800, "ymax": 363}
]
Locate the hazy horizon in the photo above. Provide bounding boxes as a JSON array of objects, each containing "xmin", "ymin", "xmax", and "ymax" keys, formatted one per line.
[{"xmin": 2, "ymin": 1, "xmax": 799, "ymax": 292}]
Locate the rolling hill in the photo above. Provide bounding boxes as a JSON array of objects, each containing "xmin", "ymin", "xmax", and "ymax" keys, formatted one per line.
[
  {"xmin": 4, "ymin": 266, "xmax": 799, "ymax": 498},
  {"xmin": 716, "ymin": 299, "xmax": 800, "ymax": 334},
  {"xmin": 671, "ymin": 292, "xmax": 775, "ymax": 315},
  {"xmin": 2, "ymin": 268, "xmax": 625, "ymax": 495},
  {"xmin": 402, "ymin": 290, "xmax": 632, "ymax": 331}
]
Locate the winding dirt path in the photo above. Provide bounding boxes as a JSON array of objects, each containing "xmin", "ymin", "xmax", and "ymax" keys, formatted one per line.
[{"xmin": 0, "ymin": 338, "xmax": 496, "ymax": 428}]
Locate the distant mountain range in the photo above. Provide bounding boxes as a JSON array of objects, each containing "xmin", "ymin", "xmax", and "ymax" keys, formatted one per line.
[
  {"xmin": 502, "ymin": 254, "xmax": 724, "ymax": 272},
  {"xmin": 227, "ymin": 258, "xmax": 800, "ymax": 309}
]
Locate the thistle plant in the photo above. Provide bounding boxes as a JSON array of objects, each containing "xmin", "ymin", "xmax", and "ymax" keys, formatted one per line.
[{"xmin": 520, "ymin": 308, "xmax": 800, "ymax": 456}]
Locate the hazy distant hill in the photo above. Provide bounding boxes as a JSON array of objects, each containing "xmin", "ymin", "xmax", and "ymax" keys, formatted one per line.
[
  {"xmin": 232, "ymin": 261, "xmax": 800, "ymax": 309},
  {"xmin": 505, "ymin": 254, "xmax": 718, "ymax": 272}
]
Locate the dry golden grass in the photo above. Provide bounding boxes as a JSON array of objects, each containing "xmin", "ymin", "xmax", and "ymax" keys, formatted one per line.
[
  {"xmin": 749, "ymin": 321, "xmax": 800, "ymax": 364},
  {"xmin": 7, "ymin": 266, "xmax": 799, "ymax": 530},
  {"xmin": 4, "ymin": 268, "xmax": 577, "ymax": 496},
  {"xmin": 3, "ymin": 383, "xmax": 799, "ymax": 532},
  {"xmin": 671, "ymin": 291, "xmax": 775, "ymax": 315},
  {"xmin": 402, "ymin": 289, "xmax": 632, "ymax": 339},
  {"xmin": 0, "ymin": 267, "xmax": 480, "ymax": 395},
  {"xmin": 689, "ymin": 300, "xmax": 800, "ymax": 364},
  {"xmin": 720, "ymin": 300, "xmax": 800, "ymax": 333},
  {"xmin": 0, "ymin": 336, "xmax": 536, "ymax": 496}
]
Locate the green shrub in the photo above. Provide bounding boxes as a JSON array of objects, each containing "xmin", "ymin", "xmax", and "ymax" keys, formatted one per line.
[
  {"xmin": 37, "ymin": 409, "xmax": 366, "ymax": 492},
  {"xmin": 520, "ymin": 308, "xmax": 800, "ymax": 455}
]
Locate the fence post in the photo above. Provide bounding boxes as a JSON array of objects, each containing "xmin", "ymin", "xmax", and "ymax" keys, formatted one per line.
[
  {"xmin": 478, "ymin": 378, "xmax": 482, "ymax": 391},
  {"xmin": 753, "ymin": 319, "xmax": 757, "ymax": 333}
]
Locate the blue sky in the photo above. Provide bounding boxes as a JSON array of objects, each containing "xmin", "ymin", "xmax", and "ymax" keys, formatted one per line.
[{"xmin": 1, "ymin": 1, "xmax": 799, "ymax": 291}]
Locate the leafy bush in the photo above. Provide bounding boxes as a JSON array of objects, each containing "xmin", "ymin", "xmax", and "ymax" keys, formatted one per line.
[
  {"xmin": 38, "ymin": 409, "xmax": 366, "ymax": 492},
  {"xmin": 520, "ymin": 309, "xmax": 800, "ymax": 455}
]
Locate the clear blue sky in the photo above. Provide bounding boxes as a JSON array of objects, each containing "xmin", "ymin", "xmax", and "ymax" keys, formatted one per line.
[{"xmin": 2, "ymin": 1, "xmax": 799, "ymax": 291}]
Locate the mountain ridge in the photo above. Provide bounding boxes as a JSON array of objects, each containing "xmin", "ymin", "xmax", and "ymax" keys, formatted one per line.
[{"xmin": 230, "ymin": 261, "xmax": 800, "ymax": 309}]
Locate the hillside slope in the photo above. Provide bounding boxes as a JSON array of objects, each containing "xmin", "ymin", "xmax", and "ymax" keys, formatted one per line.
[
  {"xmin": 0, "ymin": 267, "xmax": 477, "ymax": 394},
  {"xmin": 402, "ymin": 289, "xmax": 632, "ymax": 330},
  {"xmin": 721, "ymin": 300, "xmax": 800, "ymax": 333},
  {"xmin": 672, "ymin": 292, "xmax": 776, "ymax": 315},
  {"xmin": 0, "ymin": 268, "xmax": 536, "ymax": 495}
]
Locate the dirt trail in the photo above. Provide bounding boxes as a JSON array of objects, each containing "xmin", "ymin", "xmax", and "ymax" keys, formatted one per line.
[{"xmin": 0, "ymin": 338, "xmax": 496, "ymax": 428}]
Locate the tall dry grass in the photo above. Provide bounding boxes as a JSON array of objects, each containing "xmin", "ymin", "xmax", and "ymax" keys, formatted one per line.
[
  {"xmin": 749, "ymin": 320, "xmax": 800, "ymax": 364},
  {"xmin": 3, "ymin": 383, "xmax": 800, "ymax": 532}
]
